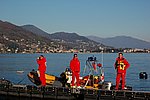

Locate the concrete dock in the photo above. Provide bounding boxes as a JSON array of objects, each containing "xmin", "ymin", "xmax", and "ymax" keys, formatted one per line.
[{"xmin": 0, "ymin": 84, "xmax": 150, "ymax": 100}]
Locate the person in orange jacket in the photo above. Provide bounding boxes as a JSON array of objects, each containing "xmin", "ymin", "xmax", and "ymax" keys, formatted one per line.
[
  {"xmin": 114, "ymin": 52, "xmax": 130, "ymax": 90},
  {"xmin": 37, "ymin": 55, "xmax": 47, "ymax": 86},
  {"xmin": 70, "ymin": 54, "xmax": 80, "ymax": 88}
]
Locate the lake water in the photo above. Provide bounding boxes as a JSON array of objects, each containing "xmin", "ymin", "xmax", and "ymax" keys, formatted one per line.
[{"xmin": 0, "ymin": 53, "xmax": 149, "ymax": 91}]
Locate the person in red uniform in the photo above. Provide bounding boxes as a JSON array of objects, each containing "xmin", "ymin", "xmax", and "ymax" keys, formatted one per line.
[
  {"xmin": 37, "ymin": 55, "xmax": 47, "ymax": 86},
  {"xmin": 70, "ymin": 54, "xmax": 80, "ymax": 88},
  {"xmin": 114, "ymin": 52, "xmax": 130, "ymax": 90}
]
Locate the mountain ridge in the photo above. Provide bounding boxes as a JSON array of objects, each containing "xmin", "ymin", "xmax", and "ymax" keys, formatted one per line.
[
  {"xmin": 21, "ymin": 25, "xmax": 51, "ymax": 39},
  {"xmin": 21, "ymin": 25, "xmax": 107, "ymax": 50},
  {"xmin": 22, "ymin": 24, "xmax": 150, "ymax": 49},
  {"xmin": 1, "ymin": 20, "xmax": 149, "ymax": 54},
  {"xmin": 86, "ymin": 35, "xmax": 150, "ymax": 49},
  {"xmin": 0, "ymin": 20, "xmax": 107, "ymax": 53},
  {"xmin": 0, "ymin": 20, "xmax": 57, "ymax": 53},
  {"xmin": 21, "ymin": 25, "xmax": 99, "ymax": 43}
]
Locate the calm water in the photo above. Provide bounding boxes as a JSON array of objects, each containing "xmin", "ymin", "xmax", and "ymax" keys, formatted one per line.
[{"xmin": 0, "ymin": 53, "xmax": 150, "ymax": 91}]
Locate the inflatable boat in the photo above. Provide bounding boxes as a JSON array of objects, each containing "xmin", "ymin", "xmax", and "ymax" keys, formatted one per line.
[{"xmin": 27, "ymin": 56, "xmax": 132, "ymax": 90}]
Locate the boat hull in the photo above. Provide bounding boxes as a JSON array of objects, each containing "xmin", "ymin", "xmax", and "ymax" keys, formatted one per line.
[{"xmin": 27, "ymin": 70, "xmax": 58, "ymax": 86}]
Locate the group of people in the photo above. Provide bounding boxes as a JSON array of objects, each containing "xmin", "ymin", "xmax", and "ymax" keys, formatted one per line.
[{"xmin": 37, "ymin": 52, "xmax": 130, "ymax": 90}]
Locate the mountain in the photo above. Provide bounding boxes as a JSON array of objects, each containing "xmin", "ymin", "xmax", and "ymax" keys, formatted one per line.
[
  {"xmin": 0, "ymin": 20, "xmax": 59, "ymax": 53},
  {"xmin": 50, "ymin": 32, "xmax": 108, "ymax": 51},
  {"xmin": 21, "ymin": 25, "xmax": 100, "ymax": 43},
  {"xmin": 0, "ymin": 20, "xmax": 108, "ymax": 53},
  {"xmin": 0, "ymin": 20, "xmax": 51, "ymax": 42},
  {"xmin": 21, "ymin": 24, "xmax": 108, "ymax": 51},
  {"xmin": 50, "ymin": 32, "xmax": 94, "ymax": 43},
  {"xmin": 87, "ymin": 35, "xmax": 150, "ymax": 49},
  {"xmin": 21, "ymin": 25, "xmax": 93, "ymax": 42},
  {"xmin": 21, "ymin": 25, "xmax": 51, "ymax": 39}
]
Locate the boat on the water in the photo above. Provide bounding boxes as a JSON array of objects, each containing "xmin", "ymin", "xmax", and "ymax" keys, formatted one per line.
[
  {"xmin": 16, "ymin": 70, "xmax": 24, "ymax": 73},
  {"xmin": 27, "ymin": 56, "xmax": 132, "ymax": 91}
]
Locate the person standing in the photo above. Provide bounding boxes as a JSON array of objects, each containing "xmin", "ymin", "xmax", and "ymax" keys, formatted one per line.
[
  {"xmin": 70, "ymin": 54, "xmax": 81, "ymax": 88},
  {"xmin": 114, "ymin": 52, "xmax": 130, "ymax": 90},
  {"xmin": 37, "ymin": 55, "xmax": 47, "ymax": 86}
]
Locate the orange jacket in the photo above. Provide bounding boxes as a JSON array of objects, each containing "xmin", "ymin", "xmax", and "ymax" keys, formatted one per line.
[
  {"xmin": 114, "ymin": 57, "xmax": 130, "ymax": 73},
  {"xmin": 70, "ymin": 58, "xmax": 80, "ymax": 72},
  {"xmin": 37, "ymin": 57, "xmax": 46, "ymax": 72}
]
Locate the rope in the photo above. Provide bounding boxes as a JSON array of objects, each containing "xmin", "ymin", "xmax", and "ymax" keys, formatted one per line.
[{"xmin": 17, "ymin": 77, "xmax": 26, "ymax": 84}]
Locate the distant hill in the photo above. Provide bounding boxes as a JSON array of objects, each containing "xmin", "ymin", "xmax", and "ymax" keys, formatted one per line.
[
  {"xmin": 21, "ymin": 24, "xmax": 108, "ymax": 50},
  {"xmin": 21, "ymin": 25, "xmax": 99, "ymax": 43},
  {"xmin": 0, "ymin": 20, "xmax": 52, "ymax": 42},
  {"xmin": 0, "ymin": 20, "xmax": 55, "ymax": 53},
  {"xmin": 50, "ymin": 32, "xmax": 93, "ymax": 43},
  {"xmin": 87, "ymin": 35, "xmax": 150, "ymax": 49},
  {"xmin": 0, "ymin": 20, "xmax": 109, "ymax": 53},
  {"xmin": 21, "ymin": 25, "xmax": 51, "ymax": 39}
]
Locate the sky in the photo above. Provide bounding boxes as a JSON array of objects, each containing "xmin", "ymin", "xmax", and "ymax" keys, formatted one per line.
[{"xmin": 0, "ymin": 0, "xmax": 150, "ymax": 42}]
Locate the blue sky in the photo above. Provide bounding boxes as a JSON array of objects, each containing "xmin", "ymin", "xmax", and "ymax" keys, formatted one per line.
[{"xmin": 0, "ymin": 0, "xmax": 150, "ymax": 42}]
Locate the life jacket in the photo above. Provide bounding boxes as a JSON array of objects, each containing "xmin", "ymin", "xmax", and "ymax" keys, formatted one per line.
[
  {"xmin": 115, "ymin": 57, "xmax": 130, "ymax": 73},
  {"xmin": 70, "ymin": 58, "xmax": 80, "ymax": 72},
  {"xmin": 37, "ymin": 57, "xmax": 46, "ymax": 72}
]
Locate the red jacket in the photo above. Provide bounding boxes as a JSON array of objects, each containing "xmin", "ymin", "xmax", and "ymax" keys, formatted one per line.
[
  {"xmin": 114, "ymin": 57, "xmax": 130, "ymax": 73},
  {"xmin": 37, "ymin": 57, "xmax": 46, "ymax": 72},
  {"xmin": 70, "ymin": 58, "xmax": 80, "ymax": 72}
]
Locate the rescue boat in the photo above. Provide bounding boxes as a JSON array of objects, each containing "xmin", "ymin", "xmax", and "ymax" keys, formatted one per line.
[{"xmin": 27, "ymin": 56, "xmax": 132, "ymax": 90}]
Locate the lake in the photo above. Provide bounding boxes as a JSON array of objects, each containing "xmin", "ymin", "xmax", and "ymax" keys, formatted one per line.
[{"xmin": 0, "ymin": 53, "xmax": 149, "ymax": 91}]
